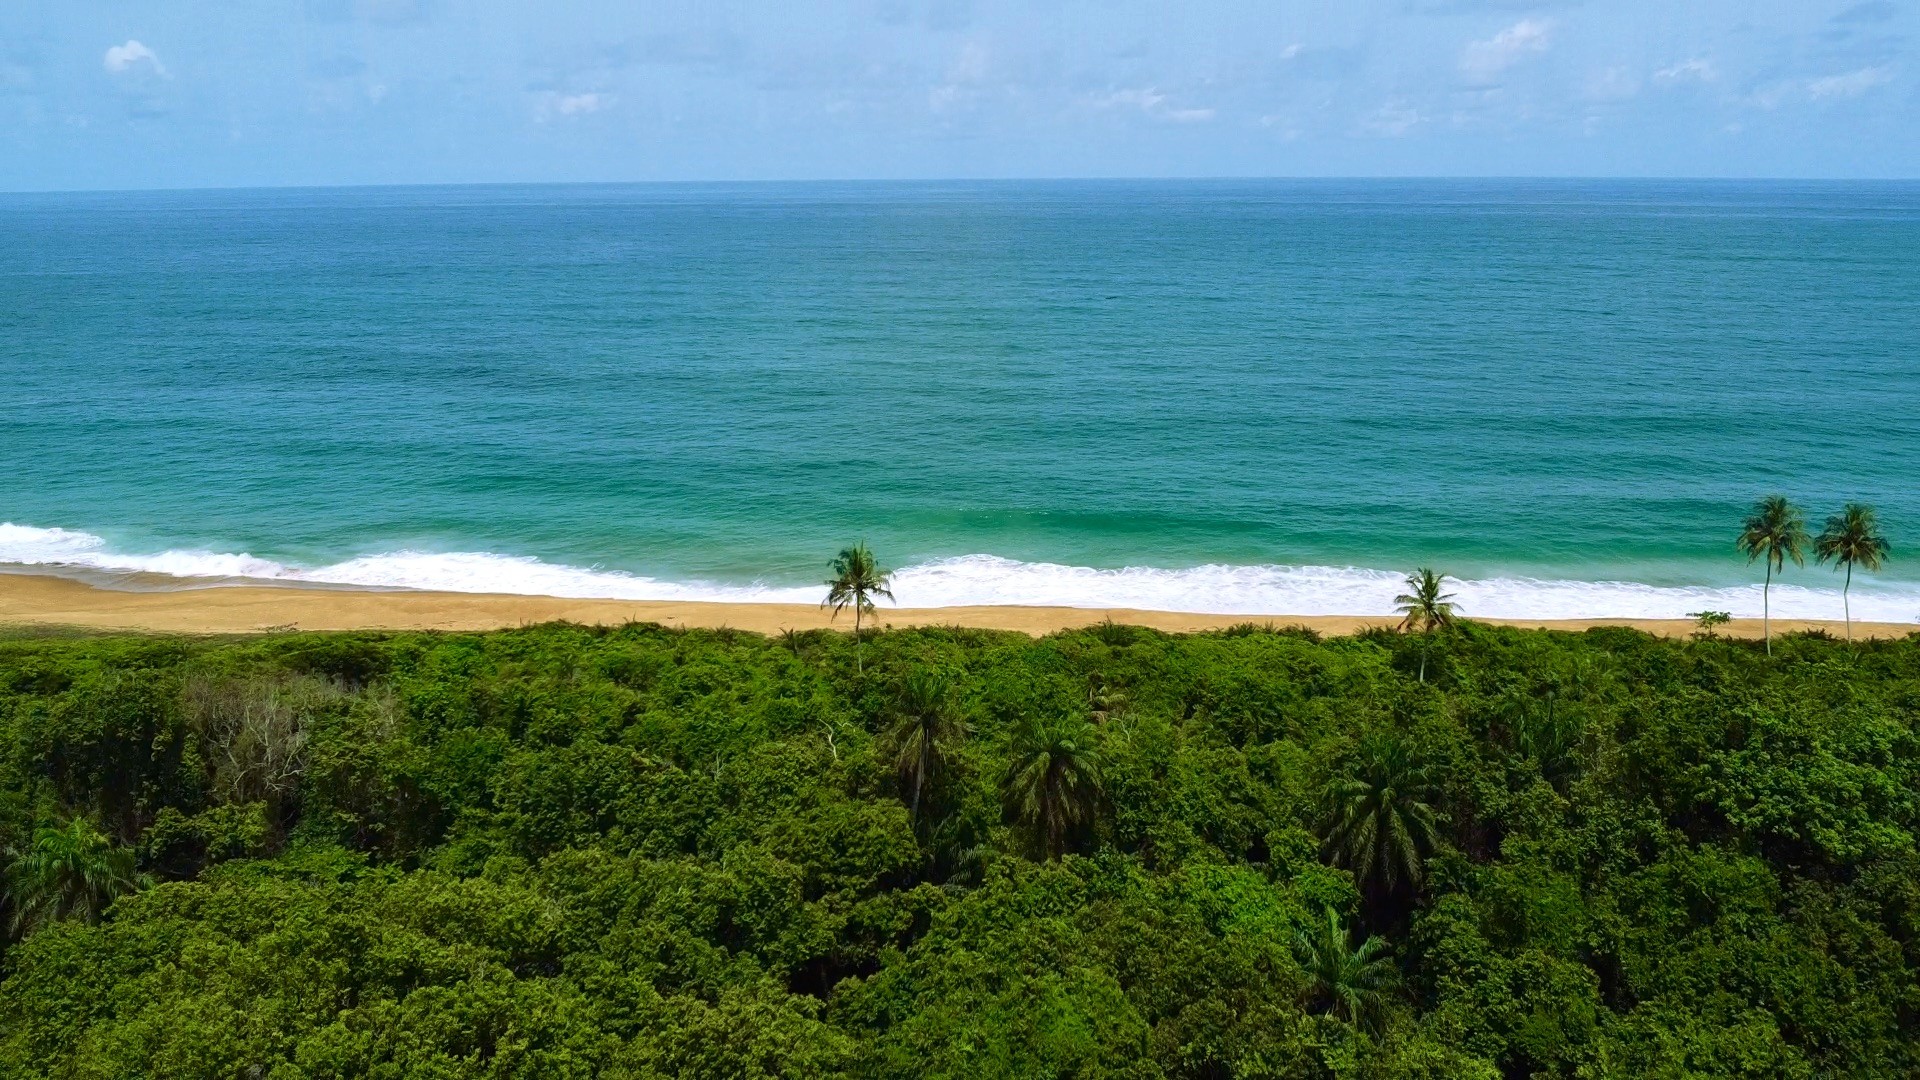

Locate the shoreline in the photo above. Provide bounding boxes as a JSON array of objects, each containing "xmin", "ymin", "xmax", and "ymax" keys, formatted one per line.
[{"xmin": 0, "ymin": 571, "xmax": 1912, "ymax": 640}]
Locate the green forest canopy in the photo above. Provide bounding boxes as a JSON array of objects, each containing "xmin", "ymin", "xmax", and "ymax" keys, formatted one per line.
[{"xmin": 1, "ymin": 618, "xmax": 1918, "ymax": 1078}]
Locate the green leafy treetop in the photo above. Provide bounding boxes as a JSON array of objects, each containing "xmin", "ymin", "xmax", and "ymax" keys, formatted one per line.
[
  {"xmin": 883, "ymin": 670, "xmax": 968, "ymax": 831},
  {"xmin": 5, "ymin": 818, "xmax": 147, "ymax": 936},
  {"xmin": 1002, "ymin": 714, "xmax": 1103, "ymax": 860},
  {"xmin": 1320, "ymin": 733, "xmax": 1442, "ymax": 922},
  {"xmin": 1294, "ymin": 906, "xmax": 1399, "ymax": 1033}
]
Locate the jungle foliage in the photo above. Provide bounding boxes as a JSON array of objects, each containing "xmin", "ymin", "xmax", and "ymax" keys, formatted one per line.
[{"xmin": 1, "ymin": 619, "xmax": 1918, "ymax": 1078}]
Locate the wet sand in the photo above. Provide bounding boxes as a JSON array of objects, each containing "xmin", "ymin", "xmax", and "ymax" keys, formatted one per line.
[{"xmin": 0, "ymin": 571, "xmax": 1911, "ymax": 641}]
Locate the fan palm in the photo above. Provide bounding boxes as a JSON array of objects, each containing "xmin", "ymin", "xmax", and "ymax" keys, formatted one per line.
[
  {"xmin": 1394, "ymin": 567, "xmax": 1458, "ymax": 683},
  {"xmin": 1814, "ymin": 502, "xmax": 1890, "ymax": 642},
  {"xmin": 823, "ymin": 543, "xmax": 894, "ymax": 673},
  {"xmin": 1002, "ymin": 715, "xmax": 1103, "ymax": 859},
  {"xmin": 1294, "ymin": 906, "xmax": 1398, "ymax": 1031},
  {"xmin": 1736, "ymin": 496, "xmax": 1808, "ymax": 655},
  {"xmin": 1320, "ymin": 734, "xmax": 1442, "ymax": 909},
  {"xmin": 884, "ymin": 670, "xmax": 968, "ymax": 829},
  {"xmin": 5, "ymin": 817, "xmax": 146, "ymax": 936}
]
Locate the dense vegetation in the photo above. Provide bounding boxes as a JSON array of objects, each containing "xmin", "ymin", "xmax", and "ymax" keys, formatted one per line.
[{"xmin": 2, "ymin": 619, "xmax": 1919, "ymax": 1077}]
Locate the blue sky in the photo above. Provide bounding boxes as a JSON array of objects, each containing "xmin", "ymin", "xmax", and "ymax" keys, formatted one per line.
[{"xmin": 2, "ymin": 1, "xmax": 1915, "ymax": 189}]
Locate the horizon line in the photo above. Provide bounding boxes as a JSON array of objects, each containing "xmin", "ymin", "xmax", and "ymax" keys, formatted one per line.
[{"xmin": 7, "ymin": 173, "xmax": 1920, "ymax": 198}]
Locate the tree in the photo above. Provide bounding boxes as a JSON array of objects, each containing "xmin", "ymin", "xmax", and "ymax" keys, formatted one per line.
[
  {"xmin": 1394, "ymin": 567, "xmax": 1458, "ymax": 683},
  {"xmin": 1736, "ymin": 495, "xmax": 1808, "ymax": 656},
  {"xmin": 1002, "ymin": 715, "xmax": 1103, "ymax": 859},
  {"xmin": 1320, "ymin": 734, "xmax": 1441, "ymax": 914},
  {"xmin": 5, "ymin": 817, "xmax": 146, "ymax": 936},
  {"xmin": 1814, "ymin": 503, "xmax": 1890, "ymax": 643},
  {"xmin": 1294, "ymin": 906, "xmax": 1398, "ymax": 1031},
  {"xmin": 883, "ymin": 670, "xmax": 968, "ymax": 830},
  {"xmin": 823, "ymin": 543, "xmax": 894, "ymax": 673}
]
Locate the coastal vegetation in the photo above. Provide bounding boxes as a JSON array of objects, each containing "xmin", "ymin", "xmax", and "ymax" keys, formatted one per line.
[
  {"xmin": 1732, "ymin": 496, "xmax": 1899, "ymax": 649},
  {"xmin": 1, "ymin": 617, "xmax": 1918, "ymax": 1077},
  {"xmin": 824, "ymin": 543, "xmax": 893, "ymax": 673},
  {"xmin": 1815, "ymin": 503, "xmax": 1892, "ymax": 641},
  {"xmin": 1736, "ymin": 496, "xmax": 1808, "ymax": 654}
]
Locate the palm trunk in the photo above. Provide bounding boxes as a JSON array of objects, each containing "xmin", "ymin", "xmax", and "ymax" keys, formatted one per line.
[
  {"xmin": 854, "ymin": 598, "xmax": 863, "ymax": 674},
  {"xmin": 1844, "ymin": 562, "xmax": 1853, "ymax": 643},
  {"xmin": 1763, "ymin": 563, "xmax": 1772, "ymax": 656}
]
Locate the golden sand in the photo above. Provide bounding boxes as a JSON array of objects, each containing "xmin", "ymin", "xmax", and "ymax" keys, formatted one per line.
[{"xmin": 0, "ymin": 571, "xmax": 1911, "ymax": 641}]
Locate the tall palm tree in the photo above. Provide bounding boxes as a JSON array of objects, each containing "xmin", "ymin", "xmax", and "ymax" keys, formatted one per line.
[
  {"xmin": 884, "ymin": 670, "xmax": 968, "ymax": 829},
  {"xmin": 1736, "ymin": 495, "xmax": 1808, "ymax": 655},
  {"xmin": 1293, "ymin": 906, "xmax": 1398, "ymax": 1032},
  {"xmin": 1815, "ymin": 502, "xmax": 1890, "ymax": 642},
  {"xmin": 5, "ymin": 818, "xmax": 146, "ymax": 936},
  {"xmin": 1320, "ymin": 734, "xmax": 1441, "ymax": 911},
  {"xmin": 1002, "ymin": 715, "xmax": 1103, "ymax": 859},
  {"xmin": 823, "ymin": 543, "xmax": 894, "ymax": 673},
  {"xmin": 1394, "ymin": 567, "xmax": 1458, "ymax": 683}
]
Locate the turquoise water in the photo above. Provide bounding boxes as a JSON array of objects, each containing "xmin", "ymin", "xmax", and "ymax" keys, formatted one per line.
[{"xmin": 3, "ymin": 180, "xmax": 1918, "ymax": 619}]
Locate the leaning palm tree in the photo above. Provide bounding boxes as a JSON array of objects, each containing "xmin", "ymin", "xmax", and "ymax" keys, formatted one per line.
[
  {"xmin": 1294, "ymin": 906, "xmax": 1398, "ymax": 1032},
  {"xmin": 1002, "ymin": 715, "xmax": 1103, "ymax": 860},
  {"xmin": 1394, "ymin": 567, "xmax": 1458, "ymax": 683},
  {"xmin": 1815, "ymin": 502, "xmax": 1890, "ymax": 642},
  {"xmin": 5, "ymin": 817, "xmax": 146, "ymax": 936},
  {"xmin": 1736, "ymin": 495, "xmax": 1808, "ymax": 655},
  {"xmin": 823, "ymin": 543, "xmax": 894, "ymax": 673},
  {"xmin": 884, "ymin": 670, "xmax": 968, "ymax": 829},
  {"xmin": 1320, "ymin": 733, "xmax": 1442, "ymax": 912}
]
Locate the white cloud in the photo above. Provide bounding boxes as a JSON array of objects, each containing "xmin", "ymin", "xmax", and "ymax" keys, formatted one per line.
[
  {"xmin": 1743, "ymin": 65, "xmax": 1895, "ymax": 110},
  {"xmin": 533, "ymin": 91, "xmax": 611, "ymax": 121},
  {"xmin": 1584, "ymin": 66, "xmax": 1641, "ymax": 101},
  {"xmin": 1359, "ymin": 99, "xmax": 1425, "ymax": 137},
  {"xmin": 929, "ymin": 41, "xmax": 992, "ymax": 111},
  {"xmin": 103, "ymin": 40, "xmax": 166, "ymax": 78},
  {"xmin": 1087, "ymin": 87, "xmax": 1215, "ymax": 123},
  {"xmin": 1807, "ymin": 65, "xmax": 1893, "ymax": 99},
  {"xmin": 1653, "ymin": 58, "xmax": 1716, "ymax": 84},
  {"xmin": 1460, "ymin": 19, "xmax": 1551, "ymax": 84}
]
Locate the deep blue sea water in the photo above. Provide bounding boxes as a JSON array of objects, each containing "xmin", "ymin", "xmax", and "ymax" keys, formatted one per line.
[{"xmin": 3, "ymin": 179, "xmax": 1918, "ymax": 619}]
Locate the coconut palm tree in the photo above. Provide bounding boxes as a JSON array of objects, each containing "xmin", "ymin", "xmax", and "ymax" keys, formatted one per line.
[
  {"xmin": 823, "ymin": 543, "xmax": 894, "ymax": 673},
  {"xmin": 1736, "ymin": 495, "xmax": 1808, "ymax": 655},
  {"xmin": 5, "ymin": 817, "xmax": 146, "ymax": 936},
  {"xmin": 1320, "ymin": 733, "xmax": 1441, "ymax": 912},
  {"xmin": 1394, "ymin": 567, "xmax": 1458, "ymax": 683},
  {"xmin": 1002, "ymin": 715, "xmax": 1102, "ymax": 859},
  {"xmin": 1815, "ymin": 502, "xmax": 1890, "ymax": 642},
  {"xmin": 1294, "ymin": 906, "xmax": 1398, "ymax": 1032},
  {"xmin": 884, "ymin": 670, "xmax": 968, "ymax": 830}
]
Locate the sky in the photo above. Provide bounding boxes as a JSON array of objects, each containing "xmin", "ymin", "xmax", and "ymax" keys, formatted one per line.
[{"xmin": 1, "ymin": 1, "xmax": 1916, "ymax": 190}]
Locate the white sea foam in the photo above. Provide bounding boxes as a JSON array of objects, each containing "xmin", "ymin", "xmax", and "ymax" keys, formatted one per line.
[{"xmin": 2, "ymin": 523, "xmax": 1917, "ymax": 623}]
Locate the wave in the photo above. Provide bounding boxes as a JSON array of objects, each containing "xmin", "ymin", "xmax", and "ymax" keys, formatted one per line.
[{"xmin": 2, "ymin": 523, "xmax": 1916, "ymax": 623}]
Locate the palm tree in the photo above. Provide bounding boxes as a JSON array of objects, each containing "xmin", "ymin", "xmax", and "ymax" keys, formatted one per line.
[
  {"xmin": 1294, "ymin": 906, "xmax": 1398, "ymax": 1032},
  {"xmin": 5, "ymin": 818, "xmax": 146, "ymax": 936},
  {"xmin": 1815, "ymin": 502, "xmax": 1890, "ymax": 642},
  {"xmin": 1320, "ymin": 734, "xmax": 1441, "ymax": 911},
  {"xmin": 823, "ymin": 543, "xmax": 894, "ymax": 673},
  {"xmin": 1736, "ymin": 495, "xmax": 1808, "ymax": 655},
  {"xmin": 884, "ymin": 670, "xmax": 968, "ymax": 829},
  {"xmin": 1002, "ymin": 715, "xmax": 1103, "ymax": 859},
  {"xmin": 1394, "ymin": 567, "xmax": 1458, "ymax": 683}
]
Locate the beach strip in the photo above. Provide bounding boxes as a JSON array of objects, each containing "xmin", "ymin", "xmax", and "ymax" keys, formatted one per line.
[{"xmin": 0, "ymin": 571, "xmax": 1912, "ymax": 640}]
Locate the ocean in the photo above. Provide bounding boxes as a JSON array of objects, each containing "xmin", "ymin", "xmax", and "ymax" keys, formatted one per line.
[{"xmin": 3, "ymin": 179, "xmax": 1917, "ymax": 621}]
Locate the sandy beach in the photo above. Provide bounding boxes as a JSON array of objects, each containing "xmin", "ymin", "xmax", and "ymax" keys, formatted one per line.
[{"xmin": 0, "ymin": 570, "xmax": 1908, "ymax": 640}]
